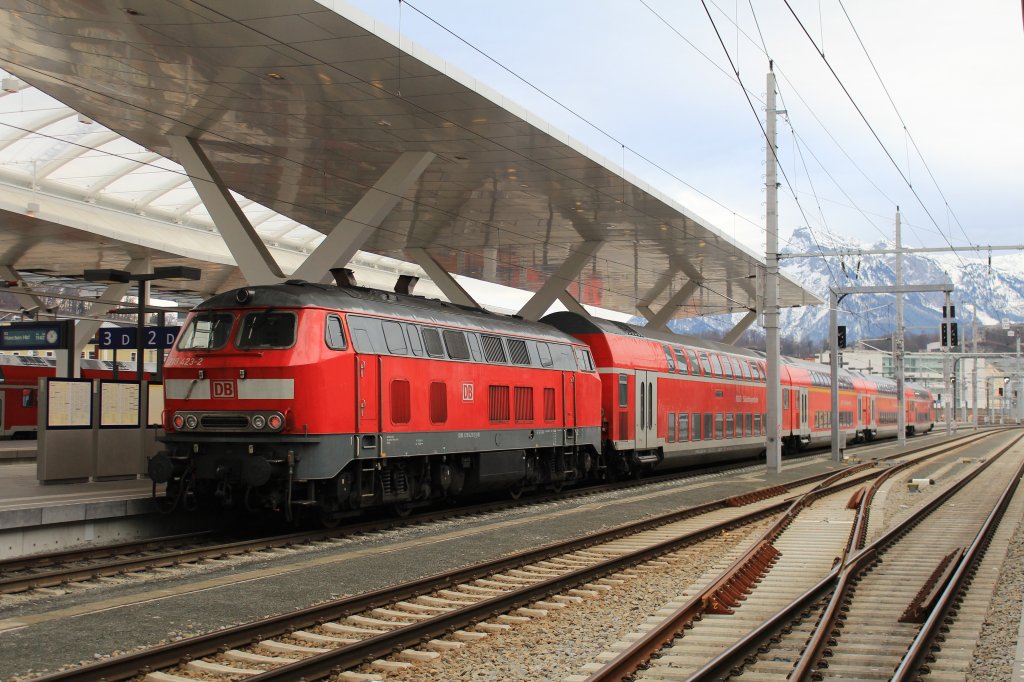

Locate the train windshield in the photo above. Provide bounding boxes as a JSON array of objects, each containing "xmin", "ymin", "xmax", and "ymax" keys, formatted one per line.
[
  {"xmin": 236, "ymin": 311, "xmax": 297, "ymax": 350},
  {"xmin": 177, "ymin": 312, "xmax": 234, "ymax": 350}
]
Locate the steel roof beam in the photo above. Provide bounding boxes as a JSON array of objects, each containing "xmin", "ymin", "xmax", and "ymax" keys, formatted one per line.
[
  {"xmin": 517, "ymin": 240, "xmax": 605, "ymax": 322},
  {"xmin": 405, "ymin": 247, "xmax": 479, "ymax": 309},
  {"xmin": 721, "ymin": 309, "xmax": 757, "ymax": 344},
  {"xmin": 645, "ymin": 279, "xmax": 701, "ymax": 331},
  {"xmin": 0, "ymin": 264, "xmax": 54, "ymax": 319},
  {"xmin": 167, "ymin": 135, "xmax": 284, "ymax": 285},
  {"xmin": 293, "ymin": 151, "xmax": 435, "ymax": 284}
]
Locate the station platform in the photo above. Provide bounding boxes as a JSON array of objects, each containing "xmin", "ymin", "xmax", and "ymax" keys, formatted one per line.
[
  {"xmin": 0, "ymin": 460, "xmax": 169, "ymax": 558},
  {"xmin": 0, "ymin": 439, "xmax": 36, "ymax": 464}
]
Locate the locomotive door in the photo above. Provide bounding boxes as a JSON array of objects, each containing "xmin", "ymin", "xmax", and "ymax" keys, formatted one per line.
[
  {"xmin": 356, "ymin": 354, "xmax": 381, "ymax": 435},
  {"xmin": 635, "ymin": 371, "xmax": 657, "ymax": 448},
  {"xmin": 562, "ymin": 372, "xmax": 576, "ymax": 431}
]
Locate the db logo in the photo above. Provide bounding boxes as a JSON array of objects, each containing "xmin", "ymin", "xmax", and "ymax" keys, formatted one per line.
[
  {"xmin": 212, "ymin": 380, "xmax": 237, "ymax": 399},
  {"xmin": 462, "ymin": 382, "xmax": 474, "ymax": 402}
]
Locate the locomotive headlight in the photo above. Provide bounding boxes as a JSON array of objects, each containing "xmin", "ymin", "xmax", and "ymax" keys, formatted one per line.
[
  {"xmin": 251, "ymin": 414, "xmax": 266, "ymax": 430},
  {"xmin": 184, "ymin": 414, "xmax": 198, "ymax": 430},
  {"xmin": 267, "ymin": 413, "xmax": 284, "ymax": 431},
  {"xmin": 172, "ymin": 413, "xmax": 185, "ymax": 430}
]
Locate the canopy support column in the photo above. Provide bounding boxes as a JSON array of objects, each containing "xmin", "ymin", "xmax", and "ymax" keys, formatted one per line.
[
  {"xmin": 517, "ymin": 240, "xmax": 604, "ymax": 322},
  {"xmin": 557, "ymin": 291, "xmax": 590, "ymax": 317},
  {"xmin": 405, "ymin": 247, "xmax": 479, "ymax": 308},
  {"xmin": 293, "ymin": 151, "xmax": 435, "ymax": 283},
  {"xmin": 722, "ymin": 310, "xmax": 757, "ymax": 345},
  {"xmin": 167, "ymin": 135, "xmax": 284, "ymax": 285},
  {"xmin": 645, "ymin": 279, "xmax": 700, "ymax": 331},
  {"xmin": 636, "ymin": 268, "xmax": 678, "ymax": 321}
]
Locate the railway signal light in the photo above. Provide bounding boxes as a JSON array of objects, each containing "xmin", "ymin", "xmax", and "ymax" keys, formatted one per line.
[
  {"xmin": 941, "ymin": 322, "xmax": 948, "ymax": 347},
  {"xmin": 999, "ymin": 388, "xmax": 1004, "ymax": 397},
  {"xmin": 837, "ymin": 325, "xmax": 846, "ymax": 349},
  {"xmin": 950, "ymin": 322, "xmax": 958, "ymax": 347}
]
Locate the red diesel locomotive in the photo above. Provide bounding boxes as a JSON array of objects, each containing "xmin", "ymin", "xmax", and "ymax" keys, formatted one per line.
[{"xmin": 148, "ymin": 280, "xmax": 934, "ymax": 520}]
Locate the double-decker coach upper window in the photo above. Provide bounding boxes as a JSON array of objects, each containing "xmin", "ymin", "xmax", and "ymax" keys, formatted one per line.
[
  {"xmin": 663, "ymin": 345, "xmax": 676, "ymax": 372},
  {"xmin": 178, "ymin": 312, "xmax": 234, "ymax": 350},
  {"xmin": 236, "ymin": 311, "xmax": 296, "ymax": 350},
  {"xmin": 325, "ymin": 315, "xmax": 347, "ymax": 350}
]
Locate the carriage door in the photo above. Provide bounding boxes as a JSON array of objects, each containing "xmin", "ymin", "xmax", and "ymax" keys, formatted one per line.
[
  {"xmin": 870, "ymin": 398, "xmax": 876, "ymax": 428},
  {"xmin": 356, "ymin": 354, "xmax": 381, "ymax": 438},
  {"xmin": 799, "ymin": 389, "xmax": 809, "ymax": 432},
  {"xmin": 635, "ymin": 371, "xmax": 657, "ymax": 448}
]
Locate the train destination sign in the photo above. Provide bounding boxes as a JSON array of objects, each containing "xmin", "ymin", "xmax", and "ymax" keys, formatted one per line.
[
  {"xmin": 96, "ymin": 326, "xmax": 181, "ymax": 350},
  {"xmin": 0, "ymin": 320, "xmax": 74, "ymax": 351}
]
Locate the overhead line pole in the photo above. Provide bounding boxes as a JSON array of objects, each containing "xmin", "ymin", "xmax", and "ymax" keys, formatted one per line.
[
  {"xmin": 895, "ymin": 210, "xmax": 906, "ymax": 448},
  {"xmin": 765, "ymin": 66, "xmax": 783, "ymax": 475}
]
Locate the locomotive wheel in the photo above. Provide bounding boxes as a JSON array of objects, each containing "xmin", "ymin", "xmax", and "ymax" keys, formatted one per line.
[
  {"xmin": 392, "ymin": 502, "xmax": 413, "ymax": 518},
  {"xmin": 508, "ymin": 481, "xmax": 525, "ymax": 500},
  {"xmin": 320, "ymin": 511, "xmax": 344, "ymax": 529}
]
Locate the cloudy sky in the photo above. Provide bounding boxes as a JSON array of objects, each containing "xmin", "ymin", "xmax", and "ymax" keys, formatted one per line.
[{"xmin": 346, "ymin": 0, "xmax": 1023, "ymax": 258}]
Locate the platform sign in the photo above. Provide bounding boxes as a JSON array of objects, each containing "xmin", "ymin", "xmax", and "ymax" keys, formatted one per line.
[
  {"xmin": 96, "ymin": 326, "xmax": 181, "ymax": 350},
  {"xmin": 0, "ymin": 320, "xmax": 74, "ymax": 351}
]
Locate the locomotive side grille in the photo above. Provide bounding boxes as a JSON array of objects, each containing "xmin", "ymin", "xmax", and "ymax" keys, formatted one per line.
[
  {"xmin": 200, "ymin": 415, "xmax": 250, "ymax": 429},
  {"xmin": 489, "ymin": 385, "xmax": 510, "ymax": 422},
  {"xmin": 514, "ymin": 386, "xmax": 533, "ymax": 421},
  {"xmin": 391, "ymin": 379, "xmax": 411, "ymax": 424},
  {"xmin": 430, "ymin": 381, "xmax": 447, "ymax": 423}
]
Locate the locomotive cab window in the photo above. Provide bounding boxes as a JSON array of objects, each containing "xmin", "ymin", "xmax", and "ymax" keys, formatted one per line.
[
  {"xmin": 325, "ymin": 314, "xmax": 347, "ymax": 350},
  {"xmin": 236, "ymin": 311, "xmax": 296, "ymax": 350},
  {"xmin": 178, "ymin": 312, "xmax": 234, "ymax": 350},
  {"xmin": 575, "ymin": 348, "xmax": 595, "ymax": 372},
  {"xmin": 537, "ymin": 343, "xmax": 554, "ymax": 367}
]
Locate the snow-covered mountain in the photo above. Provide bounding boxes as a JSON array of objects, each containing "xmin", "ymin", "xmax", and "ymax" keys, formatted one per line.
[{"xmin": 656, "ymin": 227, "xmax": 1024, "ymax": 349}]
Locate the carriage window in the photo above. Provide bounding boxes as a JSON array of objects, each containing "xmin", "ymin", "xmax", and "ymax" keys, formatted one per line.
[
  {"xmin": 325, "ymin": 314, "xmax": 347, "ymax": 350},
  {"xmin": 692, "ymin": 412, "xmax": 701, "ymax": 440},
  {"xmin": 422, "ymin": 328, "xmax": 445, "ymax": 358},
  {"xmin": 725, "ymin": 413, "xmax": 734, "ymax": 438},
  {"xmin": 236, "ymin": 311, "xmax": 295, "ymax": 350},
  {"xmin": 538, "ymin": 343, "xmax": 554, "ymax": 367},
  {"xmin": 698, "ymin": 351, "xmax": 713, "ymax": 376},
  {"xmin": 178, "ymin": 312, "xmax": 234, "ymax": 350},
  {"xmin": 667, "ymin": 412, "xmax": 676, "ymax": 442},
  {"xmin": 481, "ymin": 334, "xmax": 507, "ymax": 363},
  {"xmin": 745, "ymin": 413, "xmax": 753, "ymax": 436},
  {"xmin": 675, "ymin": 347, "xmax": 689, "ymax": 374},
  {"xmin": 704, "ymin": 413, "xmax": 714, "ymax": 440},
  {"xmin": 709, "ymin": 354, "xmax": 723, "ymax": 377},
  {"xmin": 443, "ymin": 330, "xmax": 471, "ymax": 360},
  {"xmin": 381, "ymin": 321, "xmax": 408, "ymax": 355},
  {"xmin": 754, "ymin": 413, "xmax": 761, "ymax": 435},
  {"xmin": 508, "ymin": 338, "xmax": 531, "ymax": 366},
  {"xmin": 721, "ymin": 356, "xmax": 734, "ymax": 379},
  {"xmin": 714, "ymin": 413, "xmax": 724, "ymax": 439},
  {"xmin": 740, "ymin": 361, "xmax": 751, "ymax": 380},
  {"xmin": 619, "ymin": 374, "xmax": 628, "ymax": 407},
  {"xmin": 678, "ymin": 413, "xmax": 689, "ymax": 441},
  {"xmin": 688, "ymin": 349, "xmax": 702, "ymax": 376},
  {"xmin": 663, "ymin": 345, "xmax": 676, "ymax": 372}
]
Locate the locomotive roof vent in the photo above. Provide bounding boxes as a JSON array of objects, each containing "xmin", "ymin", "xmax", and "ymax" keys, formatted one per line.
[
  {"xmin": 331, "ymin": 267, "xmax": 357, "ymax": 288},
  {"xmin": 394, "ymin": 274, "xmax": 418, "ymax": 296}
]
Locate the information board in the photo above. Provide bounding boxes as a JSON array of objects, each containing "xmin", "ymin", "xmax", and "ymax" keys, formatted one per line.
[
  {"xmin": 100, "ymin": 381, "xmax": 140, "ymax": 427},
  {"xmin": 0, "ymin": 320, "xmax": 74, "ymax": 351},
  {"xmin": 46, "ymin": 379, "xmax": 92, "ymax": 428},
  {"xmin": 96, "ymin": 326, "xmax": 181, "ymax": 350},
  {"xmin": 147, "ymin": 383, "xmax": 164, "ymax": 427}
]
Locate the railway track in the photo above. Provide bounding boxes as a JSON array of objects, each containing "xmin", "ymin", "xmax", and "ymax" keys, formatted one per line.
[
  {"xmin": 573, "ymin": 429, "xmax": 1024, "ymax": 682},
  {"xmin": 23, "ymin": 431, "xmax": 996, "ymax": 681},
  {"xmin": 0, "ymin": 449, "xmax": 836, "ymax": 599}
]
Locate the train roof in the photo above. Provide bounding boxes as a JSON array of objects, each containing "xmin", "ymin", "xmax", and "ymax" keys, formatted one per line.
[
  {"xmin": 195, "ymin": 282, "xmax": 583, "ymax": 346},
  {"xmin": 540, "ymin": 311, "xmax": 764, "ymax": 359}
]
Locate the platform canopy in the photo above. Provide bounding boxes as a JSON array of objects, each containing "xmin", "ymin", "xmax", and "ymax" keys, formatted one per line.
[{"xmin": 0, "ymin": 0, "xmax": 819, "ymax": 321}]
